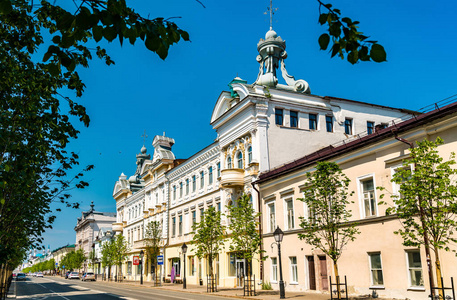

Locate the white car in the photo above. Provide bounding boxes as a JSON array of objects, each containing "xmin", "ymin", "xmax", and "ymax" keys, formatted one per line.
[
  {"xmin": 36, "ymin": 272, "xmax": 43, "ymax": 277},
  {"xmin": 68, "ymin": 272, "xmax": 80, "ymax": 279}
]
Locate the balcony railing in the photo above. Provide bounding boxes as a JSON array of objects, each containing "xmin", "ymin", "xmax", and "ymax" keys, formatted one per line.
[{"xmin": 220, "ymin": 168, "xmax": 245, "ymax": 187}]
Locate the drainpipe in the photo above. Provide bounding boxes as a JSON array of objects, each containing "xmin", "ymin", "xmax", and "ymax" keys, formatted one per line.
[
  {"xmin": 394, "ymin": 133, "xmax": 435, "ymax": 297},
  {"xmin": 251, "ymin": 181, "xmax": 263, "ymax": 281}
]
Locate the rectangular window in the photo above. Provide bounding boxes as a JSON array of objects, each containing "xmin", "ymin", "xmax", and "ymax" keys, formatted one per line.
[
  {"xmin": 268, "ymin": 203, "xmax": 275, "ymax": 232},
  {"xmin": 285, "ymin": 198, "xmax": 294, "ymax": 229},
  {"xmin": 200, "ymin": 171, "xmax": 204, "ymax": 188},
  {"xmin": 172, "ymin": 217, "xmax": 176, "ymax": 236},
  {"xmin": 361, "ymin": 178, "xmax": 377, "ymax": 217},
  {"xmin": 271, "ymin": 257, "xmax": 278, "ymax": 282},
  {"xmin": 290, "ymin": 257, "xmax": 298, "ymax": 283},
  {"xmin": 290, "ymin": 111, "xmax": 298, "ymax": 128},
  {"xmin": 217, "ymin": 202, "xmax": 221, "ymax": 212},
  {"xmin": 200, "ymin": 208, "xmax": 204, "ymax": 221},
  {"xmin": 192, "ymin": 210, "xmax": 196, "ymax": 227},
  {"xmin": 217, "ymin": 162, "xmax": 221, "ymax": 178},
  {"xmin": 326, "ymin": 116, "xmax": 333, "ymax": 132},
  {"xmin": 369, "ymin": 253, "xmax": 384, "ymax": 286},
  {"xmin": 209, "ymin": 167, "xmax": 213, "ymax": 184},
  {"xmin": 189, "ymin": 256, "xmax": 195, "ymax": 276},
  {"xmin": 345, "ymin": 118, "xmax": 353, "ymax": 135},
  {"xmin": 180, "ymin": 182, "xmax": 183, "ymax": 198},
  {"xmin": 367, "ymin": 121, "xmax": 375, "ymax": 134},
  {"xmin": 178, "ymin": 215, "xmax": 183, "ymax": 236},
  {"xmin": 192, "ymin": 175, "xmax": 196, "ymax": 192},
  {"xmin": 309, "ymin": 113, "xmax": 317, "ymax": 130},
  {"xmin": 275, "ymin": 108, "xmax": 284, "ymax": 125},
  {"xmin": 228, "ymin": 253, "xmax": 236, "ymax": 276},
  {"xmin": 407, "ymin": 251, "xmax": 424, "ymax": 287},
  {"xmin": 173, "ymin": 186, "xmax": 176, "ymax": 200},
  {"xmin": 186, "ymin": 179, "xmax": 189, "ymax": 195}
]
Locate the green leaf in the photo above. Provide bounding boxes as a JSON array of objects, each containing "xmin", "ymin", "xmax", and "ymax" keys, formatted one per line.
[
  {"xmin": 52, "ymin": 35, "xmax": 61, "ymax": 44},
  {"xmin": 0, "ymin": 198, "xmax": 4, "ymax": 205},
  {"xmin": 329, "ymin": 22, "xmax": 341, "ymax": 37},
  {"xmin": 92, "ymin": 25, "xmax": 103, "ymax": 42},
  {"xmin": 318, "ymin": 34, "xmax": 330, "ymax": 50},
  {"xmin": 103, "ymin": 26, "xmax": 117, "ymax": 42},
  {"xmin": 370, "ymin": 44, "xmax": 386, "ymax": 62},
  {"xmin": 347, "ymin": 50, "xmax": 358, "ymax": 64},
  {"xmin": 318, "ymin": 13, "xmax": 328, "ymax": 25},
  {"xmin": 145, "ymin": 33, "xmax": 160, "ymax": 52},
  {"xmin": 331, "ymin": 43, "xmax": 340, "ymax": 58}
]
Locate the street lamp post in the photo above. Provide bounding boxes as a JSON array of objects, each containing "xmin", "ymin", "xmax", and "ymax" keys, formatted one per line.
[
  {"xmin": 181, "ymin": 243, "xmax": 188, "ymax": 289},
  {"xmin": 139, "ymin": 250, "xmax": 144, "ymax": 285},
  {"xmin": 273, "ymin": 226, "xmax": 285, "ymax": 299}
]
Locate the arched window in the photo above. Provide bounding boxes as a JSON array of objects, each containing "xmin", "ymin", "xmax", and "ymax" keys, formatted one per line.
[
  {"xmin": 227, "ymin": 156, "xmax": 232, "ymax": 169},
  {"xmin": 248, "ymin": 146, "xmax": 252, "ymax": 163},
  {"xmin": 237, "ymin": 151, "xmax": 243, "ymax": 169}
]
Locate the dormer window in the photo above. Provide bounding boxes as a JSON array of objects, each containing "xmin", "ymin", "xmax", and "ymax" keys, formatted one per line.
[{"xmin": 237, "ymin": 152, "xmax": 243, "ymax": 169}]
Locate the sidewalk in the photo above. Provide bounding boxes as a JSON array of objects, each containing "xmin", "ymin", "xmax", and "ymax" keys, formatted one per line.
[{"xmin": 102, "ymin": 279, "xmax": 379, "ymax": 300}]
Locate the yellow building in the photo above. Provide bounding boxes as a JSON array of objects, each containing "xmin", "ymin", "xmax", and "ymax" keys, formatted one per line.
[{"xmin": 257, "ymin": 101, "xmax": 457, "ymax": 299}]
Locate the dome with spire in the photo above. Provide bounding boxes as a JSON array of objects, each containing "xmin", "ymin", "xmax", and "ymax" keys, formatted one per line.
[{"xmin": 265, "ymin": 28, "xmax": 278, "ymax": 40}]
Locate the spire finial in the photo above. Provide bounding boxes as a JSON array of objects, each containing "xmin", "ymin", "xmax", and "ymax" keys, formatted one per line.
[
  {"xmin": 266, "ymin": 0, "xmax": 277, "ymax": 30},
  {"xmin": 90, "ymin": 201, "xmax": 94, "ymax": 212},
  {"xmin": 141, "ymin": 130, "xmax": 148, "ymax": 146}
]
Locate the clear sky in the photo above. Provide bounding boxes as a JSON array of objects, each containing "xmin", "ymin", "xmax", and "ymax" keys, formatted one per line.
[{"xmin": 40, "ymin": 0, "xmax": 457, "ymax": 252}]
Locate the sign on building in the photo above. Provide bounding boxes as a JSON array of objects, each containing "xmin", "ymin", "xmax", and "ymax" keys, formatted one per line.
[
  {"xmin": 133, "ymin": 256, "xmax": 140, "ymax": 265},
  {"xmin": 157, "ymin": 255, "xmax": 164, "ymax": 265}
]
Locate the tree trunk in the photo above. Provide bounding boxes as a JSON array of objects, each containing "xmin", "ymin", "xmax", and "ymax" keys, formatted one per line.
[
  {"xmin": 434, "ymin": 250, "xmax": 443, "ymax": 299},
  {"xmin": 333, "ymin": 261, "xmax": 341, "ymax": 299}
]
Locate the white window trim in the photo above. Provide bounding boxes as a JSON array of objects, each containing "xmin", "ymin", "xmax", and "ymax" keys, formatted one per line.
[
  {"xmin": 405, "ymin": 250, "xmax": 425, "ymax": 289},
  {"xmin": 390, "ymin": 163, "xmax": 414, "ymax": 198},
  {"xmin": 356, "ymin": 173, "xmax": 378, "ymax": 219},
  {"xmin": 267, "ymin": 202, "xmax": 276, "ymax": 233},
  {"xmin": 368, "ymin": 252, "xmax": 384, "ymax": 288},
  {"xmin": 289, "ymin": 256, "xmax": 298, "ymax": 284},
  {"xmin": 270, "ymin": 257, "xmax": 278, "ymax": 283},
  {"xmin": 283, "ymin": 196, "xmax": 295, "ymax": 230}
]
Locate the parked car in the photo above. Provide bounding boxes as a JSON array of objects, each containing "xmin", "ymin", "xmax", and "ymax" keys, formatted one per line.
[
  {"xmin": 65, "ymin": 271, "xmax": 71, "ymax": 279},
  {"xmin": 68, "ymin": 272, "xmax": 80, "ymax": 279},
  {"xmin": 81, "ymin": 272, "xmax": 96, "ymax": 281},
  {"xmin": 16, "ymin": 273, "xmax": 26, "ymax": 281},
  {"xmin": 36, "ymin": 272, "xmax": 43, "ymax": 277}
]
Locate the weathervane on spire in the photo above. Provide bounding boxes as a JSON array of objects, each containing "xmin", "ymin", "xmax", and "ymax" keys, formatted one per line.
[
  {"xmin": 265, "ymin": 0, "xmax": 278, "ymax": 30},
  {"xmin": 141, "ymin": 130, "xmax": 148, "ymax": 146}
]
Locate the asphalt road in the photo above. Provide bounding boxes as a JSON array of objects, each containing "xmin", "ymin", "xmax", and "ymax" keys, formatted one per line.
[{"xmin": 14, "ymin": 276, "xmax": 230, "ymax": 300}]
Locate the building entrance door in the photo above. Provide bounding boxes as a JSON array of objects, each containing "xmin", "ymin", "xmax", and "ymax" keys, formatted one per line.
[
  {"xmin": 307, "ymin": 256, "xmax": 316, "ymax": 290},
  {"xmin": 319, "ymin": 256, "xmax": 328, "ymax": 291},
  {"xmin": 236, "ymin": 259, "xmax": 245, "ymax": 287}
]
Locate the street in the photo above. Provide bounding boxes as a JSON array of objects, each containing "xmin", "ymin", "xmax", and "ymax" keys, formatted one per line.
[{"xmin": 13, "ymin": 276, "xmax": 231, "ymax": 300}]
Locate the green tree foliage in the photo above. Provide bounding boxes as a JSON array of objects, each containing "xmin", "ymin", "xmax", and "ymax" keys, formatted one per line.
[
  {"xmin": 191, "ymin": 206, "xmax": 225, "ymax": 287},
  {"xmin": 226, "ymin": 194, "xmax": 262, "ymax": 279},
  {"xmin": 101, "ymin": 238, "xmax": 115, "ymax": 279},
  {"xmin": 144, "ymin": 220, "xmax": 162, "ymax": 285},
  {"xmin": 111, "ymin": 235, "xmax": 129, "ymax": 278},
  {"xmin": 0, "ymin": 0, "xmax": 188, "ymax": 280},
  {"xmin": 298, "ymin": 161, "xmax": 359, "ymax": 284},
  {"xmin": 316, "ymin": 0, "xmax": 386, "ymax": 64},
  {"xmin": 381, "ymin": 137, "xmax": 457, "ymax": 291},
  {"xmin": 59, "ymin": 249, "xmax": 85, "ymax": 271}
]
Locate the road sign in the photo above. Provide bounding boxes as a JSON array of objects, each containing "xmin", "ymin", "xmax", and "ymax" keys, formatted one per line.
[
  {"xmin": 55, "ymin": 263, "xmax": 58, "ymax": 266},
  {"xmin": 157, "ymin": 255, "xmax": 163, "ymax": 265},
  {"xmin": 133, "ymin": 256, "xmax": 140, "ymax": 265}
]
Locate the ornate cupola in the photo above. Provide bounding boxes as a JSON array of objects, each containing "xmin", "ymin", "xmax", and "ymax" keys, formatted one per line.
[
  {"xmin": 254, "ymin": 28, "xmax": 310, "ymax": 94},
  {"xmin": 254, "ymin": 1, "xmax": 310, "ymax": 93}
]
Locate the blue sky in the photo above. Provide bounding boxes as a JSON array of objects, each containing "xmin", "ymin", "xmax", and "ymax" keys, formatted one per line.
[{"xmin": 41, "ymin": 0, "xmax": 457, "ymax": 252}]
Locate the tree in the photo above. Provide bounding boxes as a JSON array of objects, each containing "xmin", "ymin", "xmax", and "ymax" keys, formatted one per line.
[
  {"xmin": 88, "ymin": 249, "xmax": 96, "ymax": 271},
  {"xmin": 144, "ymin": 220, "xmax": 162, "ymax": 285},
  {"xmin": 101, "ymin": 239, "xmax": 115, "ymax": 280},
  {"xmin": 111, "ymin": 235, "xmax": 129, "ymax": 281},
  {"xmin": 316, "ymin": 1, "xmax": 386, "ymax": 64},
  {"xmin": 381, "ymin": 137, "xmax": 457, "ymax": 295},
  {"xmin": 191, "ymin": 206, "xmax": 225, "ymax": 291},
  {"xmin": 226, "ymin": 194, "xmax": 262, "ymax": 286},
  {"xmin": 297, "ymin": 161, "xmax": 359, "ymax": 296},
  {"xmin": 0, "ymin": 0, "xmax": 189, "ymax": 287}
]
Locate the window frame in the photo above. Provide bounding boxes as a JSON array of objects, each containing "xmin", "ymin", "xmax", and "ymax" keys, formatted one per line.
[
  {"xmin": 357, "ymin": 174, "xmax": 378, "ymax": 218},
  {"xmin": 309, "ymin": 113, "xmax": 318, "ymax": 130},
  {"xmin": 200, "ymin": 171, "xmax": 204, "ymax": 189},
  {"xmin": 237, "ymin": 151, "xmax": 243, "ymax": 169},
  {"xmin": 208, "ymin": 166, "xmax": 213, "ymax": 184},
  {"xmin": 268, "ymin": 202, "xmax": 276, "ymax": 233},
  {"xmin": 192, "ymin": 175, "xmax": 196, "ymax": 192},
  {"xmin": 406, "ymin": 250, "xmax": 424, "ymax": 288},
  {"xmin": 290, "ymin": 110, "xmax": 299, "ymax": 128},
  {"xmin": 289, "ymin": 256, "xmax": 298, "ymax": 284},
  {"xmin": 275, "ymin": 108, "xmax": 284, "ymax": 126},
  {"xmin": 368, "ymin": 252, "xmax": 384, "ymax": 287},
  {"xmin": 271, "ymin": 257, "xmax": 278, "ymax": 283},
  {"xmin": 172, "ymin": 217, "xmax": 176, "ymax": 237},
  {"xmin": 178, "ymin": 215, "xmax": 183, "ymax": 236},
  {"xmin": 326, "ymin": 115, "xmax": 333, "ymax": 133},
  {"xmin": 367, "ymin": 121, "xmax": 375, "ymax": 134},
  {"xmin": 344, "ymin": 118, "xmax": 353, "ymax": 135},
  {"xmin": 284, "ymin": 197, "xmax": 295, "ymax": 230}
]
